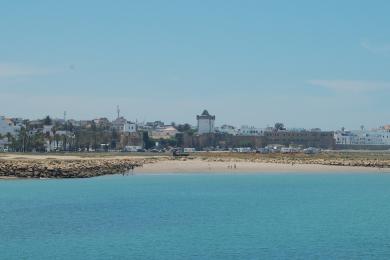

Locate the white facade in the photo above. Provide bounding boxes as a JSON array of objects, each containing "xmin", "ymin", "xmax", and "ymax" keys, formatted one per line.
[
  {"xmin": 123, "ymin": 122, "xmax": 137, "ymax": 133},
  {"xmin": 334, "ymin": 130, "xmax": 390, "ymax": 145},
  {"xmin": 43, "ymin": 125, "xmax": 54, "ymax": 136},
  {"xmin": 45, "ymin": 139, "xmax": 64, "ymax": 152},
  {"xmin": 0, "ymin": 116, "xmax": 20, "ymax": 136},
  {"xmin": 124, "ymin": 145, "xmax": 142, "ymax": 152},
  {"xmin": 0, "ymin": 138, "xmax": 9, "ymax": 151},
  {"xmin": 150, "ymin": 126, "xmax": 178, "ymax": 139},
  {"xmin": 112, "ymin": 117, "xmax": 137, "ymax": 133},
  {"xmin": 219, "ymin": 125, "xmax": 238, "ymax": 135},
  {"xmin": 239, "ymin": 125, "xmax": 265, "ymax": 136},
  {"xmin": 112, "ymin": 117, "xmax": 127, "ymax": 130},
  {"xmin": 197, "ymin": 110, "xmax": 215, "ymax": 134}
]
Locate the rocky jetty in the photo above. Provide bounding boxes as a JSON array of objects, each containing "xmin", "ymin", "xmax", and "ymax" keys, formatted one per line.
[{"xmin": 0, "ymin": 158, "xmax": 149, "ymax": 178}]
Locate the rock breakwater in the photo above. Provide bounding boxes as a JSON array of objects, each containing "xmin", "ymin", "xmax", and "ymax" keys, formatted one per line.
[{"xmin": 0, "ymin": 158, "xmax": 149, "ymax": 178}]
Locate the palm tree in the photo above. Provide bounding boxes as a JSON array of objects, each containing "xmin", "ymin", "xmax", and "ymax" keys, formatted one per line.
[
  {"xmin": 18, "ymin": 127, "xmax": 28, "ymax": 152},
  {"xmin": 4, "ymin": 133, "xmax": 13, "ymax": 151},
  {"xmin": 54, "ymin": 134, "xmax": 60, "ymax": 151},
  {"xmin": 61, "ymin": 134, "xmax": 67, "ymax": 151}
]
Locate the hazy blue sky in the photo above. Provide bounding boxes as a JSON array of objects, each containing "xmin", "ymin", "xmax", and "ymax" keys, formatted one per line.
[{"xmin": 1, "ymin": 0, "xmax": 389, "ymax": 130}]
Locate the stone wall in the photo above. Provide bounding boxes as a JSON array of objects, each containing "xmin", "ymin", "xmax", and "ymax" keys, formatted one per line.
[
  {"xmin": 184, "ymin": 131, "xmax": 335, "ymax": 149},
  {"xmin": 119, "ymin": 132, "xmax": 143, "ymax": 149}
]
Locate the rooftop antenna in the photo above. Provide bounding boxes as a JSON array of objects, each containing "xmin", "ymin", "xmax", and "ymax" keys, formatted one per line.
[{"xmin": 116, "ymin": 105, "xmax": 120, "ymax": 119}]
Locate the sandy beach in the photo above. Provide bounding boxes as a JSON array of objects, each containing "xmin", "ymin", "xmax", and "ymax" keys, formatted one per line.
[{"xmin": 136, "ymin": 158, "xmax": 390, "ymax": 174}]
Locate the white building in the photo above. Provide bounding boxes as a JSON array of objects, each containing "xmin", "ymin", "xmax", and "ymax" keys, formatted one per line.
[
  {"xmin": 239, "ymin": 125, "xmax": 265, "ymax": 136},
  {"xmin": 219, "ymin": 124, "xmax": 238, "ymax": 135},
  {"xmin": 45, "ymin": 139, "xmax": 64, "ymax": 152},
  {"xmin": 43, "ymin": 125, "xmax": 54, "ymax": 136},
  {"xmin": 196, "ymin": 110, "xmax": 215, "ymax": 134},
  {"xmin": 0, "ymin": 116, "xmax": 21, "ymax": 136},
  {"xmin": 334, "ymin": 129, "xmax": 390, "ymax": 146},
  {"xmin": 123, "ymin": 122, "xmax": 137, "ymax": 133},
  {"xmin": 112, "ymin": 117, "xmax": 137, "ymax": 133},
  {"xmin": 112, "ymin": 117, "xmax": 127, "ymax": 130},
  {"xmin": 150, "ymin": 126, "xmax": 179, "ymax": 139},
  {"xmin": 0, "ymin": 138, "xmax": 9, "ymax": 151}
]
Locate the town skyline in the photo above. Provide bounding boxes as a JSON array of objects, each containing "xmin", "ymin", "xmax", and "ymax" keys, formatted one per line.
[{"xmin": 1, "ymin": 108, "xmax": 389, "ymax": 132}]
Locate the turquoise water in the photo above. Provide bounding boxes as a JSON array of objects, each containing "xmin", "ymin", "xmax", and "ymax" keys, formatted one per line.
[{"xmin": 1, "ymin": 173, "xmax": 390, "ymax": 259}]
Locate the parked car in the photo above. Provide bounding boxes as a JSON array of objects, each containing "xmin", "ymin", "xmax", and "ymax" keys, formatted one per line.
[
  {"xmin": 303, "ymin": 147, "xmax": 321, "ymax": 154},
  {"xmin": 281, "ymin": 147, "xmax": 300, "ymax": 153},
  {"xmin": 256, "ymin": 148, "xmax": 270, "ymax": 154}
]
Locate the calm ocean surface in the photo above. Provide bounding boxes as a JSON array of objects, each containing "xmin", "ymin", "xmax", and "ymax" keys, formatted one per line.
[{"xmin": 1, "ymin": 173, "xmax": 390, "ymax": 259}]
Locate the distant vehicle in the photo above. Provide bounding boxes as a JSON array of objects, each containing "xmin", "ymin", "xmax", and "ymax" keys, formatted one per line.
[
  {"xmin": 281, "ymin": 147, "xmax": 298, "ymax": 154},
  {"xmin": 303, "ymin": 147, "xmax": 321, "ymax": 154},
  {"xmin": 136, "ymin": 148, "xmax": 146, "ymax": 152},
  {"xmin": 233, "ymin": 147, "xmax": 252, "ymax": 153},
  {"xmin": 172, "ymin": 149, "xmax": 189, "ymax": 157},
  {"xmin": 183, "ymin": 148, "xmax": 196, "ymax": 153},
  {"xmin": 124, "ymin": 146, "xmax": 142, "ymax": 152},
  {"xmin": 256, "ymin": 148, "xmax": 270, "ymax": 154},
  {"xmin": 266, "ymin": 145, "xmax": 284, "ymax": 153}
]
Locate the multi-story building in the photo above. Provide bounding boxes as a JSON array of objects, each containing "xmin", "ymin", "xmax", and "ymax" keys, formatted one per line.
[
  {"xmin": 112, "ymin": 117, "xmax": 137, "ymax": 133},
  {"xmin": 0, "ymin": 116, "xmax": 21, "ymax": 136},
  {"xmin": 239, "ymin": 126, "xmax": 265, "ymax": 136},
  {"xmin": 150, "ymin": 126, "xmax": 179, "ymax": 139},
  {"xmin": 218, "ymin": 125, "xmax": 238, "ymax": 135},
  {"xmin": 123, "ymin": 122, "xmax": 137, "ymax": 133},
  {"xmin": 334, "ymin": 129, "xmax": 390, "ymax": 147},
  {"xmin": 146, "ymin": 121, "xmax": 165, "ymax": 128},
  {"xmin": 263, "ymin": 129, "xmax": 334, "ymax": 148},
  {"xmin": 93, "ymin": 117, "xmax": 111, "ymax": 128},
  {"xmin": 112, "ymin": 117, "xmax": 127, "ymax": 130},
  {"xmin": 196, "ymin": 110, "xmax": 215, "ymax": 134}
]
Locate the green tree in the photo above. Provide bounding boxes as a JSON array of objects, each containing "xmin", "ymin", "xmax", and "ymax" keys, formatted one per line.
[
  {"xmin": 274, "ymin": 122, "xmax": 285, "ymax": 131},
  {"xmin": 142, "ymin": 131, "xmax": 153, "ymax": 149},
  {"xmin": 44, "ymin": 116, "xmax": 52, "ymax": 125},
  {"xmin": 17, "ymin": 127, "xmax": 28, "ymax": 152}
]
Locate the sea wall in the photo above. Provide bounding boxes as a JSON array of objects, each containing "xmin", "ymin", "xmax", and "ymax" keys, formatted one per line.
[
  {"xmin": 0, "ymin": 158, "xmax": 147, "ymax": 178},
  {"xmin": 185, "ymin": 132, "xmax": 335, "ymax": 149}
]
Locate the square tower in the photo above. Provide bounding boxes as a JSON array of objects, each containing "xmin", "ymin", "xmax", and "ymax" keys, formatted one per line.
[{"xmin": 196, "ymin": 110, "xmax": 215, "ymax": 134}]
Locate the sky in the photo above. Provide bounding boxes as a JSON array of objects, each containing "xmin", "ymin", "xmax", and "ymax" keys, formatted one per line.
[{"xmin": 1, "ymin": 0, "xmax": 390, "ymax": 130}]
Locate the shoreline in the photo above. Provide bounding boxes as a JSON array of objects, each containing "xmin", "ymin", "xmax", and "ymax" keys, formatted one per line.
[{"xmin": 1, "ymin": 153, "xmax": 390, "ymax": 179}]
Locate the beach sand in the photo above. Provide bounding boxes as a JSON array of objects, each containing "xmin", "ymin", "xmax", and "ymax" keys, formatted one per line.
[{"xmin": 136, "ymin": 158, "xmax": 390, "ymax": 174}]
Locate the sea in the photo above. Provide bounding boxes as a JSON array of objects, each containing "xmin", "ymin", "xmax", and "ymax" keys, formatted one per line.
[{"xmin": 1, "ymin": 173, "xmax": 390, "ymax": 259}]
